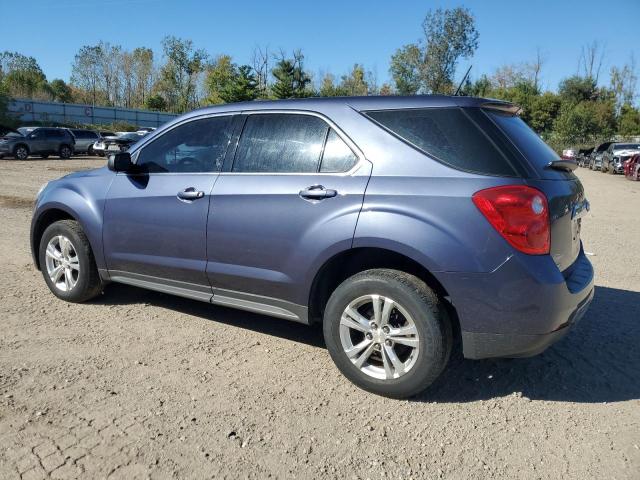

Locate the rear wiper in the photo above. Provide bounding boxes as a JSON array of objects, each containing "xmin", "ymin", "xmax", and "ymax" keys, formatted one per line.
[{"xmin": 546, "ymin": 159, "xmax": 577, "ymax": 171}]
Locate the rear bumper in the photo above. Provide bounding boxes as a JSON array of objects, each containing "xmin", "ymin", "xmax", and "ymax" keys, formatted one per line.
[
  {"xmin": 461, "ymin": 286, "xmax": 593, "ymax": 358},
  {"xmin": 437, "ymin": 248, "xmax": 594, "ymax": 359}
]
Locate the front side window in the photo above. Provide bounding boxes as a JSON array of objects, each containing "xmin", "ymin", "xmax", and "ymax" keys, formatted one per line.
[
  {"xmin": 136, "ymin": 116, "xmax": 233, "ymax": 173},
  {"xmin": 233, "ymin": 114, "xmax": 328, "ymax": 173}
]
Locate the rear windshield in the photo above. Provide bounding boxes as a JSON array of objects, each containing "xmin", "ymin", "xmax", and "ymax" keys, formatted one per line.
[
  {"xmin": 365, "ymin": 107, "xmax": 518, "ymax": 176},
  {"xmin": 486, "ymin": 110, "xmax": 559, "ymax": 169}
]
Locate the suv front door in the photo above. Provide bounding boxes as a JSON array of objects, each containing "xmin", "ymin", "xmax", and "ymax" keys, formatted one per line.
[
  {"xmin": 206, "ymin": 112, "xmax": 371, "ymax": 320},
  {"xmin": 103, "ymin": 114, "xmax": 235, "ymax": 299}
]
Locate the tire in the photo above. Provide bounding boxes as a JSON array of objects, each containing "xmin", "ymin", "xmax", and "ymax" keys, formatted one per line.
[
  {"xmin": 323, "ymin": 269, "xmax": 452, "ymax": 399},
  {"xmin": 38, "ymin": 220, "xmax": 102, "ymax": 303},
  {"xmin": 87, "ymin": 146, "xmax": 94, "ymax": 156},
  {"xmin": 14, "ymin": 145, "xmax": 29, "ymax": 160},
  {"xmin": 59, "ymin": 145, "xmax": 72, "ymax": 159}
]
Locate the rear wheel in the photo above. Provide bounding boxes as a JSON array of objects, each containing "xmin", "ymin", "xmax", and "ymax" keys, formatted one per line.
[
  {"xmin": 87, "ymin": 145, "xmax": 94, "ymax": 156},
  {"xmin": 14, "ymin": 145, "xmax": 29, "ymax": 160},
  {"xmin": 323, "ymin": 269, "xmax": 452, "ymax": 398},
  {"xmin": 38, "ymin": 220, "xmax": 102, "ymax": 303},
  {"xmin": 59, "ymin": 145, "xmax": 72, "ymax": 159}
]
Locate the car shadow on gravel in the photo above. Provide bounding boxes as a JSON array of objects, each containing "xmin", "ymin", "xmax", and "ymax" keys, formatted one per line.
[
  {"xmin": 95, "ymin": 284, "xmax": 639, "ymax": 404},
  {"xmin": 421, "ymin": 285, "xmax": 640, "ymax": 404},
  {"xmin": 94, "ymin": 283, "xmax": 326, "ymax": 348}
]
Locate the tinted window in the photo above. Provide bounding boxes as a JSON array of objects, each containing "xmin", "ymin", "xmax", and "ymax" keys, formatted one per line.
[
  {"xmin": 233, "ymin": 114, "xmax": 328, "ymax": 173},
  {"xmin": 320, "ymin": 129, "xmax": 358, "ymax": 172},
  {"xmin": 136, "ymin": 116, "xmax": 233, "ymax": 173},
  {"xmin": 43, "ymin": 129, "xmax": 63, "ymax": 138},
  {"xmin": 487, "ymin": 111, "xmax": 560, "ymax": 168},
  {"xmin": 367, "ymin": 108, "xmax": 517, "ymax": 176}
]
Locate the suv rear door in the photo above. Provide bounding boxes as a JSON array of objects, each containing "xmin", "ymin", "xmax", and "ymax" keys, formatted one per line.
[{"xmin": 206, "ymin": 112, "xmax": 371, "ymax": 317}]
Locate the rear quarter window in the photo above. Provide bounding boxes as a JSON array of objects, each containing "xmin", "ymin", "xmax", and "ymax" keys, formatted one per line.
[{"xmin": 365, "ymin": 107, "xmax": 518, "ymax": 177}]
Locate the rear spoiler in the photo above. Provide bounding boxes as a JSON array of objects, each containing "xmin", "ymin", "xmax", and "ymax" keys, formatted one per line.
[
  {"xmin": 546, "ymin": 159, "xmax": 578, "ymax": 171},
  {"xmin": 481, "ymin": 101, "xmax": 522, "ymax": 115}
]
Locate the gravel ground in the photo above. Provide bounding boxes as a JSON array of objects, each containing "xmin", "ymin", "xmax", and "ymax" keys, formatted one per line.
[{"xmin": 0, "ymin": 158, "xmax": 638, "ymax": 480}]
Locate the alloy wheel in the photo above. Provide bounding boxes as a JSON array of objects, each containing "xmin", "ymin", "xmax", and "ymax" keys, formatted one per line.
[
  {"xmin": 339, "ymin": 294, "xmax": 420, "ymax": 380},
  {"xmin": 45, "ymin": 235, "xmax": 80, "ymax": 292},
  {"xmin": 15, "ymin": 147, "xmax": 28, "ymax": 160}
]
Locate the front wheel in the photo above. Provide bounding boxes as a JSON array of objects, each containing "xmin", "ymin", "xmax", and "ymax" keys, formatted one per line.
[
  {"xmin": 323, "ymin": 269, "xmax": 452, "ymax": 398},
  {"xmin": 39, "ymin": 220, "xmax": 102, "ymax": 302}
]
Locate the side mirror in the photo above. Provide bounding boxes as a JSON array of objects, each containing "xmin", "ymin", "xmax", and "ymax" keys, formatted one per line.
[{"xmin": 108, "ymin": 152, "xmax": 134, "ymax": 172}]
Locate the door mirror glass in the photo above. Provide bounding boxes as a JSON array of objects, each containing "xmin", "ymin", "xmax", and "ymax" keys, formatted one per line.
[{"xmin": 108, "ymin": 152, "xmax": 134, "ymax": 172}]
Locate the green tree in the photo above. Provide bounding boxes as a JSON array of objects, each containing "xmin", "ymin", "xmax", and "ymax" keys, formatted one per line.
[
  {"xmin": 553, "ymin": 99, "xmax": 616, "ymax": 145},
  {"xmin": 206, "ymin": 55, "xmax": 236, "ymax": 104},
  {"xmin": 271, "ymin": 51, "xmax": 311, "ymax": 99},
  {"xmin": 389, "ymin": 7, "xmax": 479, "ymax": 94},
  {"xmin": 558, "ymin": 76, "xmax": 597, "ymax": 104},
  {"xmin": 71, "ymin": 45, "xmax": 104, "ymax": 105},
  {"xmin": 0, "ymin": 51, "xmax": 48, "ymax": 99},
  {"xmin": 318, "ymin": 73, "xmax": 347, "ymax": 97},
  {"xmin": 339, "ymin": 64, "xmax": 369, "ymax": 96},
  {"xmin": 156, "ymin": 36, "xmax": 208, "ymax": 112},
  {"xmin": 145, "ymin": 94, "xmax": 168, "ymax": 111},
  {"xmin": 528, "ymin": 92, "xmax": 561, "ymax": 134},
  {"xmin": 48, "ymin": 79, "xmax": 73, "ymax": 103},
  {"xmin": 617, "ymin": 104, "xmax": 640, "ymax": 137},
  {"xmin": 389, "ymin": 44, "xmax": 421, "ymax": 95}
]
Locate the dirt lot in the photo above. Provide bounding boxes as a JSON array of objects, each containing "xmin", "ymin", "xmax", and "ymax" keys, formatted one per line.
[{"xmin": 0, "ymin": 157, "xmax": 638, "ymax": 480}]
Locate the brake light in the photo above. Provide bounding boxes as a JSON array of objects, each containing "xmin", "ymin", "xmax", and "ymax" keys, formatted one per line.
[{"xmin": 472, "ymin": 185, "xmax": 550, "ymax": 255}]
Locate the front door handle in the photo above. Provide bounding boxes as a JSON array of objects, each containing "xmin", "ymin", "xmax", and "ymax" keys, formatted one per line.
[
  {"xmin": 177, "ymin": 187, "xmax": 205, "ymax": 201},
  {"xmin": 299, "ymin": 185, "xmax": 338, "ymax": 200}
]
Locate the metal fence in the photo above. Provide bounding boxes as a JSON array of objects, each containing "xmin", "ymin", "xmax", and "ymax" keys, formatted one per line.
[{"xmin": 7, "ymin": 98, "xmax": 178, "ymax": 128}]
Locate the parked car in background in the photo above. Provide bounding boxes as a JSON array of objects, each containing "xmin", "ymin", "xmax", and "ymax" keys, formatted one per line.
[
  {"xmin": 577, "ymin": 147, "xmax": 594, "ymax": 167},
  {"xmin": 0, "ymin": 126, "xmax": 23, "ymax": 158},
  {"xmin": 601, "ymin": 142, "xmax": 640, "ymax": 174},
  {"xmin": 93, "ymin": 133, "xmax": 120, "ymax": 157},
  {"xmin": 70, "ymin": 129, "xmax": 100, "ymax": 155},
  {"xmin": 589, "ymin": 142, "xmax": 613, "ymax": 170},
  {"xmin": 102, "ymin": 132, "xmax": 144, "ymax": 154},
  {"xmin": 562, "ymin": 148, "xmax": 578, "ymax": 160},
  {"xmin": 624, "ymin": 153, "xmax": 640, "ymax": 181},
  {"xmin": 0, "ymin": 127, "xmax": 75, "ymax": 159},
  {"xmin": 31, "ymin": 96, "xmax": 594, "ymax": 398}
]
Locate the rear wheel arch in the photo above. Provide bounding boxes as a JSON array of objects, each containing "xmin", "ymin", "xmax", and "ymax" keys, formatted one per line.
[{"xmin": 308, "ymin": 247, "xmax": 459, "ymax": 339}]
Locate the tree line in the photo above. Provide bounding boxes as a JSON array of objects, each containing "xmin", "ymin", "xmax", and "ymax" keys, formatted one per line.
[{"xmin": 1, "ymin": 7, "xmax": 638, "ymax": 150}]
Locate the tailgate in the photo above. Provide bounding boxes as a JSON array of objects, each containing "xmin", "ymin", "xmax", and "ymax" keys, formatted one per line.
[{"xmin": 526, "ymin": 177, "xmax": 587, "ymax": 271}]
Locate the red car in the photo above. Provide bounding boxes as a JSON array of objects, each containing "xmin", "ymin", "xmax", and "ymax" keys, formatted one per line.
[{"xmin": 624, "ymin": 154, "xmax": 640, "ymax": 181}]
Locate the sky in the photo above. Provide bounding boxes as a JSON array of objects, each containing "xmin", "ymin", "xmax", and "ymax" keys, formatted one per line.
[{"xmin": 1, "ymin": 0, "xmax": 639, "ymax": 91}]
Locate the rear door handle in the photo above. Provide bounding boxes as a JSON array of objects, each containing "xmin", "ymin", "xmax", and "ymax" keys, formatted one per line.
[
  {"xmin": 299, "ymin": 185, "xmax": 338, "ymax": 200},
  {"xmin": 177, "ymin": 187, "xmax": 205, "ymax": 201}
]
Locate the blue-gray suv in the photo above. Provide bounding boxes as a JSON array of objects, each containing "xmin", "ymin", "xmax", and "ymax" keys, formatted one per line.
[{"xmin": 31, "ymin": 96, "xmax": 594, "ymax": 398}]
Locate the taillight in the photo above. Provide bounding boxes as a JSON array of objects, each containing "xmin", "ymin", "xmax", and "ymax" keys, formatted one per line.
[{"xmin": 472, "ymin": 185, "xmax": 550, "ymax": 255}]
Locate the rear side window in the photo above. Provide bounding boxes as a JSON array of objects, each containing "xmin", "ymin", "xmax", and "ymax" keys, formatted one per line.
[
  {"xmin": 320, "ymin": 129, "xmax": 358, "ymax": 173},
  {"xmin": 233, "ymin": 114, "xmax": 328, "ymax": 173},
  {"xmin": 366, "ymin": 108, "xmax": 517, "ymax": 176}
]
